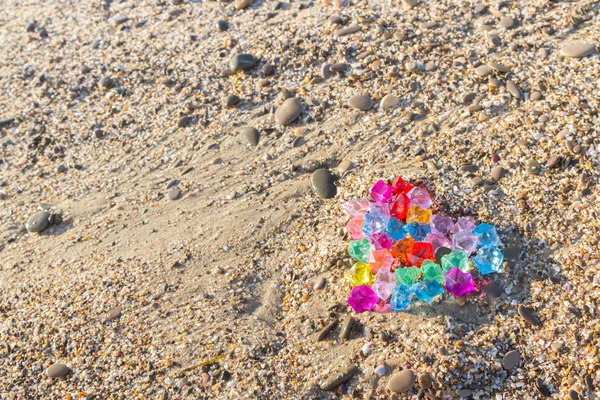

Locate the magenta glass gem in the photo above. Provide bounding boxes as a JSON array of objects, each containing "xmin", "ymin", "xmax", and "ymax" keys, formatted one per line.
[
  {"xmin": 444, "ymin": 267, "xmax": 475, "ymax": 297},
  {"xmin": 371, "ymin": 180, "xmax": 395, "ymax": 203},
  {"xmin": 370, "ymin": 233, "xmax": 392, "ymax": 250},
  {"xmin": 348, "ymin": 285, "xmax": 379, "ymax": 313}
]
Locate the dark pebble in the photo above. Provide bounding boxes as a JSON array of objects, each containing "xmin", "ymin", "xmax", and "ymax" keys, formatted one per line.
[
  {"xmin": 311, "ymin": 169, "xmax": 337, "ymax": 199},
  {"xmin": 518, "ymin": 305, "xmax": 541, "ymax": 326},
  {"xmin": 242, "ymin": 126, "xmax": 260, "ymax": 146},
  {"xmin": 230, "ymin": 53, "xmax": 256, "ymax": 72},
  {"xmin": 320, "ymin": 364, "xmax": 358, "ymax": 391},
  {"xmin": 339, "ymin": 316, "xmax": 354, "ymax": 340},
  {"xmin": 216, "ymin": 20, "xmax": 229, "ymax": 31},
  {"xmin": 177, "ymin": 116, "xmax": 192, "ymax": 128},
  {"xmin": 317, "ymin": 319, "xmax": 338, "ymax": 341}
]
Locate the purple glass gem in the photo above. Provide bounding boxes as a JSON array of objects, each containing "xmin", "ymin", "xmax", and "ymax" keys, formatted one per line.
[
  {"xmin": 343, "ymin": 198, "xmax": 371, "ymax": 217},
  {"xmin": 430, "ymin": 214, "xmax": 454, "ymax": 235},
  {"xmin": 370, "ymin": 233, "xmax": 392, "ymax": 250},
  {"xmin": 452, "ymin": 229, "xmax": 478, "ymax": 255},
  {"xmin": 425, "ymin": 233, "xmax": 452, "ymax": 253},
  {"xmin": 371, "ymin": 180, "xmax": 395, "ymax": 203},
  {"xmin": 454, "ymin": 216, "xmax": 476, "ymax": 233},
  {"xmin": 348, "ymin": 285, "xmax": 379, "ymax": 313},
  {"xmin": 407, "ymin": 187, "xmax": 432, "ymax": 209},
  {"xmin": 445, "ymin": 267, "xmax": 475, "ymax": 297},
  {"xmin": 372, "ymin": 268, "xmax": 395, "ymax": 301}
]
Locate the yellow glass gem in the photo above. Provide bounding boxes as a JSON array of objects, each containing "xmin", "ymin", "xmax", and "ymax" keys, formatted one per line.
[
  {"xmin": 344, "ymin": 262, "xmax": 374, "ymax": 286},
  {"xmin": 406, "ymin": 205, "xmax": 432, "ymax": 224}
]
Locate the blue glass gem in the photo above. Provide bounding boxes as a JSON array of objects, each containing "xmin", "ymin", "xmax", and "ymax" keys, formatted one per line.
[
  {"xmin": 472, "ymin": 223, "xmax": 500, "ymax": 248},
  {"xmin": 473, "ymin": 246, "xmax": 504, "ymax": 275},
  {"xmin": 387, "ymin": 217, "xmax": 407, "ymax": 241},
  {"xmin": 390, "ymin": 284, "xmax": 414, "ymax": 311},
  {"xmin": 413, "ymin": 280, "xmax": 445, "ymax": 303},
  {"xmin": 362, "ymin": 211, "xmax": 389, "ymax": 237},
  {"xmin": 405, "ymin": 222, "xmax": 431, "ymax": 242}
]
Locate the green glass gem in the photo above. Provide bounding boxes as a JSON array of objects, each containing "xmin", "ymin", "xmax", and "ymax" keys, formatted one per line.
[
  {"xmin": 344, "ymin": 262, "xmax": 374, "ymax": 286},
  {"xmin": 421, "ymin": 260, "xmax": 445, "ymax": 284},
  {"xmin": 348, "ymin": 238, "xmax": 374, "ymax": 263},
  {"xmin": 441, "ymin": 248, "xmax": 470, "ymax": 272},
  {"xmin": 394, "ymin": 266, "xmax": 421, "ymax": 286}
]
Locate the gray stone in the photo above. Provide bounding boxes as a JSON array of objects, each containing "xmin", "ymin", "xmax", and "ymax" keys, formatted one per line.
[
  {"xmin": 387, "ymin": 369, "xmax": 415, "ymax": 393},
  {"xmin": 348, "ymin": 95, "xmax": 373, "ymax": 111},
  {"xmin": 261, "ymin": 63, "xmax": 273, "ymax": 76},
  {"xmin": 336, "ymin": 24, "xmax": 360, "ymax": 37},
  {"xmin": 98, "ymin": 76, "xmax": 114, "ymax": 89},
  {"xmin": 230, "ymin": 54, "xmax": 256, "ymax": 72},
  {"xmin": 311, "ymin": 169, "xmax": 337, "ymax": 199},
  {"xmin": 321, "ymin": 63, "xmax": 332, "ymax": 79},
  {"xmin": 320, "ymin": 365, "xmax": 358, "ymax": 391},
  {"xmin": 113, "ymin": 15, "xmax": 129, "ymax": 25},
  {"xmin": 339, "ymin": 315, "xmax": 354, "ymax": 340},
  {"xmin": 457, "ymin": 389, "xmax": 473, "ymax": 398},
  {"xmin": 470, "ymin": 176, "xmax": 484, "ymax": 187},
  {"xmin": 490, "ymin": 166, "xmax": 506, "ymax": 182},
  {"xmin": 275, "ymin": 98, "xmax": 303, "ymax": 125},
  {"xmin": 47, "ymin": 364, "xmax": 70, "ymax": 378},
  {"xmin": 314, "ymin": 277, "xmax": 326, "ymax": 290},
  {"xmin": 106, "ymin": 306, "xmax": 123, "ymax": 321},
  {"xmin": 242, "ymin": 126, "xmax": 260, "ymax": 146},
  {"xmin": 178, "ymin": 116, "xmax": 192, "ymax": 128},
  {"xmin": 330, "ymin": 63, "xmax": 349, "ymax": 73},
  {"xmin": 435, "ymin": 247, "xmax": 452, "ymax": 265},
  {"xmin": 488, "ymin": 62, "xmax": 510, "ymax": 73},
  {"xmin": 560, "ymin": 43, "xmax": 596, "ymax": 58},
  {"xmin": 380, "ymin": 94, "xmax": 400, "ymax": 110},
  {"xmin": 530, "ymin": 91, "xmax": 542, "ymax": 101},
  {"xmin": 475, "ymin": 64, "xmax": 492, "ymax": 77},
  {"xmin": 546, "ymin": 155, "xmax": 561, "ymax": 169},
  {"xmin": 317, "ymin": 319, "xmax": 338, "ymax": 341},
  {"xmin": 507, "ymin": 81, "xmax": 522, "ymax": 99},
  {"xmin": 418, "ymin": 373, "xmax": 433, "ymax": 389},
  {"xmin": 216, "ymin": 20, "xmax": 229, "ymax": 31},
  {"xmin": 518, "ymin": 305, "xmax": 541, "ymax": 326},
  {"xmin": 526, "ymin": 160, "xmax": 541, "ymax": 175},
  {"xmin": 502, "ymin": 350, "xmax": 520, "ymax": 370},
  {"xmin": 225, "ymin": 94, "xmax": 240, "ymax": 107},
  {"xmin": 499, "ymin": 16, "xmax": 514, "ymax": 28},
  {"xmin": 168, "ymin": 186, "xmax": 182, "ymax": 200},
  {"xmin": 336, "ymin": 160, "xmax": 353, "ymax": 174},
  {"xmin": 401, "ymin": 0, "xmax": 418, "ymax": 8},
  {"xmin": 26, "ymin": 211, "xmax": 51, "ymax": 233}
]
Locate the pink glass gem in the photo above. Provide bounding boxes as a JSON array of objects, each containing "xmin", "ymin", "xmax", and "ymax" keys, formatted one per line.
[
  {"xmin": 346, "ymin": 215, "xmax": 366, "ymax": 240},
  {"xmin": 371, "ymin": 180, "xmax": 395, "ymax": 203},
  {"xmin": 370, "ymin": 233, "xmax": 392, "ymax": 250},
  {"xmin": 407, "ymin": 187, "xmax": 432, "ymax": 209},
  {"xmin": 452, "ymin": 230, "xmax": 478, "ymax": 254},
  {"xmin": 445, "ymin": 267, "xmax": 475, "ymax": 297},
  {"xmin": 347, "ymin": 285, "xmax": 379, "ymax": 313},
  {"xmin": 424, "ymin": 233, "xmax": 452, "ymax": 253},
  {"xmin": 343, "ymin": 198, "xmax": 371, "ymax": 217},
  {"xmin": 430, "ymin": 214, "xmax": 454, "ymax": 235},
  {"xmin": 368, "ymin": 249, "xmax": 394, "ymax": 274},
  {"xmin": 373, "ymin": 301, "xmax": 391, "ymax": 313},
  {"xmin": 372, "ymin": 267, "xmax": 395, "ymax": 300},
  {"xmin": 454, "ymin": 216, "xmax": 476, "ymax": 233}
]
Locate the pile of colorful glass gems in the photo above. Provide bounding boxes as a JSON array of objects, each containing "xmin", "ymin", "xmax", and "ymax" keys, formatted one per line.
[{"xmin": 344, "ymin": 177, "xmax": 504, "ymax": 313}]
